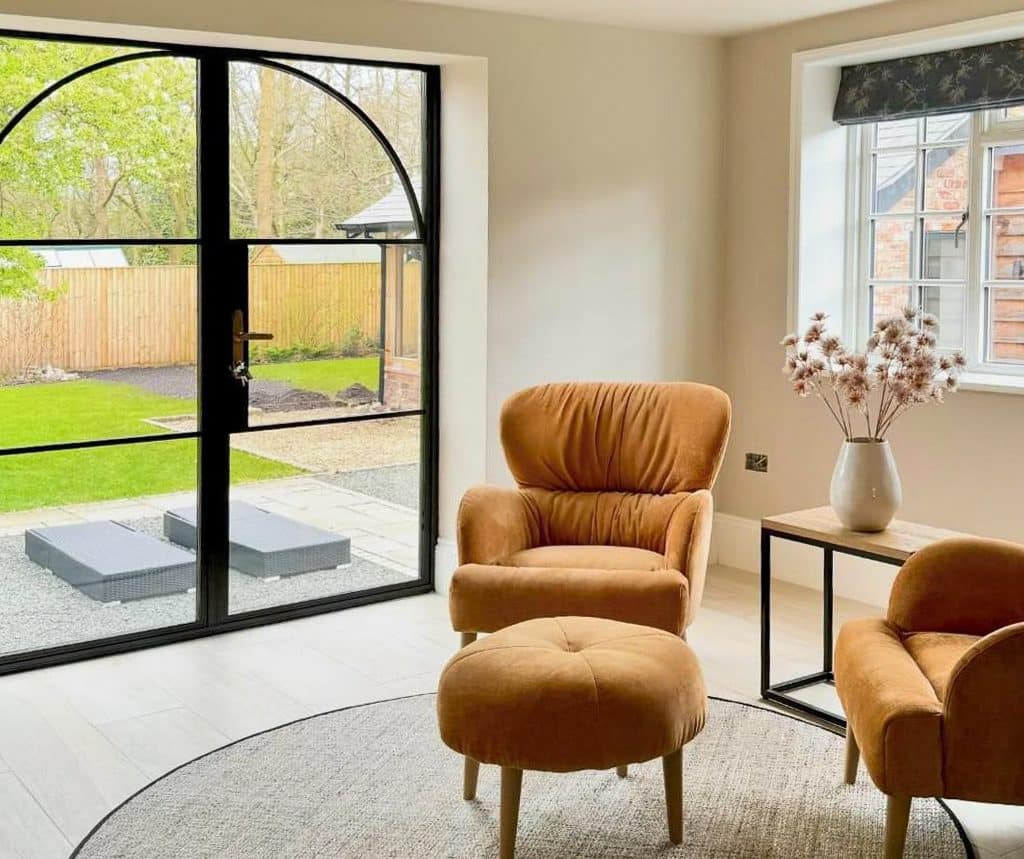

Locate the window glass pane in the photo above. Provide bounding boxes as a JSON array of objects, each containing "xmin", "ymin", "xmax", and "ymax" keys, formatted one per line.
[
  {"xmin": 874, "ymin": 118, "xmax": 917, "ymax": 149},
  {"xmin": 988, "ymin": 286, "xmax": 1024, "ymax": 363},
  {"xmin": 923, "ymin": 146, "xmax": 968, "ymax": 211},
  {"xmin": 872, "ymin": 218, "xmax": 914, "ymax": 279},
  {"xmin": 922, "ymin": 217, "xmax": 966, "ymax": 279},
  {"xmin": 229, "ymin": 63, "xmax": 418, "ymax": 240},
  {"xmin": 0, "ymin": 52, "xmax": 197, "ymax": 240},
  {"xmin": 0, "ymin": 438, "xmax": 198, "ymax": 656},
  {"xmin": 227, "ymin": 418, "xmax": 421, "ymax": 614},
  {"xmin": 873, "ymin": 151, "xmax": 916, "ymax": 214},
  {"xmin": 0, "ymin": 247, "xmax": 197, "ymax": 449},
  {"xmin": 989, "ymin": 214, "xmax": 1024, "ymax": 280},
  {"xmin": 921, "ymin": 284, "xmax": 965, "ymax": 350},
  {"xmin": 991, "ymin": 144, "xmax": 1024, "ymax": 209},
  {"xmin": 924, "ymin": 113, "xmax": 969, "ymax": 142},
  {"xmin": 871, "ymin": 284, "xmax": 912, "ymax": 326},
  {"xmin": 246, "ymin": 243, "xmax": 422, "ymax": 424},
  {"xmin": 281, "ymin": 61, "xmax": 424, "ymax": 206}
]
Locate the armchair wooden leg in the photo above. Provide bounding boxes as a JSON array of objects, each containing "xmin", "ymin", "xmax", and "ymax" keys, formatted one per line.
[
  {"xmin": 662, "ymin": 747, "xmax": 683, "ymax": 845},
  {"xmin": 616, "ymin": 765, "xmax": 628, "ymax": 778},
  {"xmin": 884, "ymin": 795, "xmax": 912, "ymax": 859},
  {"xmin": 463, "ymin": 757, "xmax": 480, "ymax": 800},
  {"xmin": 500, "ymin": 767, "xmax": 523, "ymax": 859},
  {"xmin": 460, "ymin": 632, "xmax": 477, "ymax": 648},
  {"xmin": 844, "ymin": 728, "xmax": 860, "ymax": 785}
]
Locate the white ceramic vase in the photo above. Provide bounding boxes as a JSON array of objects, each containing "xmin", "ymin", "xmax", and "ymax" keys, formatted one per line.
[{"xmin": 829, "ymin": 438, "xmax": 902, "ymax": 533}]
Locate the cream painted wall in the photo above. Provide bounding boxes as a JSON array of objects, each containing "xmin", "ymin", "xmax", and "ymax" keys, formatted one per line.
[
  {"xmin": 719, "ymin": 0, "xmax": 1024, "ymax": 540},
  {"xmin": 1, "ymin": 1, "xmax": 725, "ymax": 543}
]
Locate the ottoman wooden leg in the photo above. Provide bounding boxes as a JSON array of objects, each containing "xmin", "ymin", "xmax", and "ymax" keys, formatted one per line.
[
  {"xmin": 663, "ymin": 748, "xmax": 683, "ymax": 845},
  {"xmin": 460, "ymin": 632, "xmax": 477, "ymax": 648},
  {"xmin": 616, "ymin": 765, "xmax": 628, "ymax": 778},
  {"xmin": 884, "ymin": 795, "xmax": 912, "ymax": 859},
  {"xmin": 844, "ymin": 729, "xmax": 860, "ymax": 785},
  {"xmin": 463, "ymin": 757, "xmax": 480, "ymax": 800},
  {"xmin": 500, "ymin": 767, "xmax": 523, "ymax": 859}
]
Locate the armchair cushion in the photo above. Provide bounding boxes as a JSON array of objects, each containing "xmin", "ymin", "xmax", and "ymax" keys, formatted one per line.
[
  {"xmin": 500, "ymin": 545, "xmax": 665, "ymax": 571},
  {"xmin": 449, "ymin": 564, "xmax": 688, "ymax": 635},
  {"xmin": 902, "ymin": 631, "xmax": 981, "ymax": 700}
]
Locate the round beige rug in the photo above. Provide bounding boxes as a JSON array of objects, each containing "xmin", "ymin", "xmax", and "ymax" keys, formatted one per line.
[{"xmin": 73, "ymin": 695, "xmax": 970, "ymax": 858}]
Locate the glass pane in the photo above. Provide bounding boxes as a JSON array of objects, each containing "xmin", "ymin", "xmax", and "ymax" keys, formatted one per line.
[
  {"xmin": 0, "ymin": 52, "xmax": 197, "ymax": 240},
  {"xmin": 386, "ymin": 246, "xmax": 422, "ymax": 407},
  {"xmin": 229, "ymin": 63, "xmax": 417, "ymax": 239},
  {"xmin": 874, "ymin": 118, "xmax": 917, "ymax": 149},
  {"xmin": 281, "ymin": 60, "xmax": 424, "ymax": 206},
  {"xmin": 923, "ymin": 146, "xmax": 968, "ymax": 211},
  {"xmin": 872, "ymin": 218, "xmax": 914, "ymax": 279},
  {"xmin": 871, "ymin": 284, "xmax": 912, "ymax": 326},
  {"xmin": 873, "ymin": 151, "xmax": 916, "ymax": 214},
  {"xmin": 0, "ymin": 438, "xmax": 197, "ymax": 656},
  {"xmin": 246, "ymin": 243, "xmax": 421, "ymax": 425},
  {"xmin": 920, "ymin": 284, "xmax": 965, "ymax": 350},
  {"xmin": 991, "ymin": 144, "xmax": 1024, "ymax": 209},
  {"xmin": 922, "ymin": 217, "xmax": 966, "ymax": 279},
  {"xmin": 924, "ymin": 113, "xmax": 969, "ymax": 142},
  {"xmin": 226, "ymin": 418, "xmax": 421, "ymax": 614},
  {"xmin": 988, "ymin": 286, "xmax": 1024, "ymax": 363},
  {"xmin": 0, "ymin": 247, "xmax": 197, "ymax": 450},
  {"xmin": 989, "ymin": 214, "xmax": 1024, "ymax": 280}
]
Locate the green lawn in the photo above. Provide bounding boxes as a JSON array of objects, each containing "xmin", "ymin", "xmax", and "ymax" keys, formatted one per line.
[
  {"xmin": 0, "ymin": 380, "xmax": 299, "ymax": 512},
  {"xmin": 251, "ymin": 356, "xmax": 380, "ymax": 397}
]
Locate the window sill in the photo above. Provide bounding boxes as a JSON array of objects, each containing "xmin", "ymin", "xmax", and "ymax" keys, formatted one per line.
[{"xmin": 958, "ymin": 372, "xmax": 1024, "ymax": 395}]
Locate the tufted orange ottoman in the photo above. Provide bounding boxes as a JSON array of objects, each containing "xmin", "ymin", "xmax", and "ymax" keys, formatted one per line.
[{"xmin": 437, "ymin": 616, "xmax": 707, "ymax": 858}]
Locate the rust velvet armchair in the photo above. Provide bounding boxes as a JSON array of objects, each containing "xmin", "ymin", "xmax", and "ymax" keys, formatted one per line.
[
  {"xmin": 448, "ymin": 381, "xmax": 732, "ymax": 645},
  {"xmin": 836, "ymin": 537, "xmax": 1024, "ymax": 858}
]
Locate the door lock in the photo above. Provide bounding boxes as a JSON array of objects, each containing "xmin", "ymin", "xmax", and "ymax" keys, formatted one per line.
[
  {"xmin": 231, "ymin": 361, "xmax": 253, "ymax": 386},
  {"xmin": 231, "ymin": 309, "xmax": 273, "ymax": 386}
]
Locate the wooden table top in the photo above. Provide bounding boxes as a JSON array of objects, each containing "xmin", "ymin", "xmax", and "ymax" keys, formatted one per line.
[{"xmin": 761, "ymin": 506, "xmax": 968, "ymax": 563}]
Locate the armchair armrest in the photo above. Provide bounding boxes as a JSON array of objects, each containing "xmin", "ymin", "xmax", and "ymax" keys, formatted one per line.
[
  {"xmin": 942, "ymin": 622, "xmax": 1024, "ymax": 804},
  {"xmin": 887, "ymin": 537, "xmax": 1024, "ymax": 635},
  {"xmin": 835, "ymin": 618, "xmax": 944, "ymax": 797},
  {"xmin": 456, "ymin": 485, "xmax": 540, "ymax": 566},
  {"xmin": 664, "ymin": 490, "xmax": 713, "ymax": 626}
]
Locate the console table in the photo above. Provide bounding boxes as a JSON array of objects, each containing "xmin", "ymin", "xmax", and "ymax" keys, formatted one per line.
[{"xmin": 760, "ymin": 506, "xmax": 964, "ymax": 728}]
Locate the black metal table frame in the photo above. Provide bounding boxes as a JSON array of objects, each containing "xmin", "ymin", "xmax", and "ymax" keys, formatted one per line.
[{"xmin": 760, "ymin": 526, "xmax": 903, "ymax": 729}]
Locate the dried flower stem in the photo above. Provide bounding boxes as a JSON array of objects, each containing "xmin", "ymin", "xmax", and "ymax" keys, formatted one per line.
[{"xmin": 781, "ymin": 308, "xmax": 963, "ymax": 441}]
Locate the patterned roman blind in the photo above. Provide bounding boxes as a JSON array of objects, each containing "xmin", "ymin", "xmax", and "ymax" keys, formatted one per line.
[{"xmin": 834, "ymin": 37, "xmax": 1024, "ymax": 125}]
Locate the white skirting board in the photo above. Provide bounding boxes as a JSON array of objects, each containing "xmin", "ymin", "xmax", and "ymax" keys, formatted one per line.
[{"xmin": 710, "ymin": 513, "xmax": 895, "ymax": 610}]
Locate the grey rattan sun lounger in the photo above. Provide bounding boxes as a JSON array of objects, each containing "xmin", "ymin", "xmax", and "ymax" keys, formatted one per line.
[
  {"xmin": 163, "ymin": 502, "xmax": 351, "ymax": 578},
  {"xmin": 25, "ymin": 520, "xmax": 196, "ymax": 603}
]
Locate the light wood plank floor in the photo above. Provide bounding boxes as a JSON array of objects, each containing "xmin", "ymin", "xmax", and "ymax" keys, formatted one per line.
[{"xmin": 0, "ymin": 565, "xmax": 1020, "ymax": 858}]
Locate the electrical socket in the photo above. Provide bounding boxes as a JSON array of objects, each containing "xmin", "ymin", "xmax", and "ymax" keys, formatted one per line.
[{"xmin": 745, "ymin": 452, "xmax": 768, "ymax": 473}]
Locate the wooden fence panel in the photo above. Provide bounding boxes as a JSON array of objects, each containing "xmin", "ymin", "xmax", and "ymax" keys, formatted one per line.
[{"xmin": 0, "ymin": 263, "xmax": 381, "ymax": 375}]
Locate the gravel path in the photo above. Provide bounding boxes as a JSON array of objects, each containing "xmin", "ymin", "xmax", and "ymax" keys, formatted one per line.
[
  {"xmin": 0, "ymin": 517, "xmax": 416, "ymax": 657},
  {"xmin": 323, "ymin": 464, "xmax": 420, "ymax": 509},
  {"xmin": 84, "ymin": 365, "xmax": 338, "ymax": 412}
]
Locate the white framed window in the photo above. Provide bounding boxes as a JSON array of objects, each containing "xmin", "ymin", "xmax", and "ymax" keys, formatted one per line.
[{"xmin": 852, "ymin": 108, "xmax": 1024, "ymax": 374}]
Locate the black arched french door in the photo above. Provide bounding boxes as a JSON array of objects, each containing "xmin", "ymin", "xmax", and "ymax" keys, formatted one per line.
[{"xmin": 0, "ymin": 31, "xmax": 439, "ymax": 671}]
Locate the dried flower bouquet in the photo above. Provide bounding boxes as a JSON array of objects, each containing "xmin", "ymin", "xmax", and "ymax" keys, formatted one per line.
[{"xmin": 781, "ymin": 307, "xmax": 965, "ymax": 441}]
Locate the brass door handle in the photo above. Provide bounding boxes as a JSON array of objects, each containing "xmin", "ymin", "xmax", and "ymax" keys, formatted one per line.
[{"xmin": 232, "ymin": 309, "xmax": 273, "ymax": 366}]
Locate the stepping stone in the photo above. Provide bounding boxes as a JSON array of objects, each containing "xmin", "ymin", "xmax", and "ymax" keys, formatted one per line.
[
  {"xmin": 163, "ymin": 502, "xmax": 351, "ymax": 578},
  {"xmin": 25, "ymin": 521, "xmax": 196, "ymax": 603}
]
